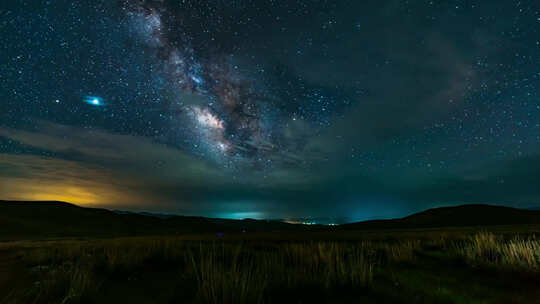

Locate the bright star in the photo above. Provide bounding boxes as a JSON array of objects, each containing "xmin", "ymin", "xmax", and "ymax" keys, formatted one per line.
[
  {"xmin": 83, "ymin": 96, "xmax": 104, "ymax": 106},
  {"xmin": 191, "ymin": 75, "xmax": 202, "ymax": 84},
  {"xmin": 218, "ymin": 142, "xmax": 228, "ymax": 151}
]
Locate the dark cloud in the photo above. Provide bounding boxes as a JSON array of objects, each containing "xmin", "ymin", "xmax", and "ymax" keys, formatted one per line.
[{"xmin": 2, "ymin": 120, "xmax": 539, "ymax": 220}]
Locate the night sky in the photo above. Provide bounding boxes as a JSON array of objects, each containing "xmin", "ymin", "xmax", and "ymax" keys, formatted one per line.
[{"xmin": 1, "ymin": 1, "xmax": 540, "ymax": 223}]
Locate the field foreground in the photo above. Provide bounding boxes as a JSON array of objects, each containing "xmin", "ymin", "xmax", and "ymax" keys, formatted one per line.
[{"xmin": 1, "ymin": 228, "xmax": 540, "ymax": 304}]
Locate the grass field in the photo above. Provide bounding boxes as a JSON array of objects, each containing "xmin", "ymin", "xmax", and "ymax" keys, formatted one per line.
[{"xmin": 1, "ymin": 228, "xmax": 540, "ymax": 304}]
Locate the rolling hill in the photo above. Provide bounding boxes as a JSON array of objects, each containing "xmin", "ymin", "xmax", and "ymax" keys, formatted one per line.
[
  {"xmin": 340, "ymin": 204, "xmax": 540, "ymax": 230},
  {"xmin": 2, "ymin": 201, "xmax": 540, "ymax": 240},
  {"xmin": 0, "ymin": 200, "xmax": 300, "ymax": 240}
]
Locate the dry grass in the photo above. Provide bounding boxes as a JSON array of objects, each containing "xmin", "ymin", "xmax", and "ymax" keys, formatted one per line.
[
  {"xmin": 186, "ymin": 241, "xmax": 376, "ymax": 303},
  {"xmin": 188, "ymin": 244, "xmax": 266, "ymax": 304},
  {"xmin": 4, "ymin": 232, "xmax": 539, "ymax": 303},
  {"xmin": 281, "ymin": 242, "xmax": 375, "ymax": 288},
  {"xmin": 7, "ymin": 239, "xmax": 379, "ymax": 304},
  {"xmin": 458, "ymin": 232, "xmax": 540, "ymax": 271},
  {"xmin": 385, "ymin": 240, "xmax": 420, "ymax": 263},
  {"xmin": 6, "ymin": 263, "xmax": 99, "ymax": 304}
]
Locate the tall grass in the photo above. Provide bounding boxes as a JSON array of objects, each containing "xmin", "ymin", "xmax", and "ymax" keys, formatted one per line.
[
  {"xmin": 458, "ymin": 232, "xmax": 540, "ymax": 271},
  {"xmin": 281, "ymin": 242, "xmax": 375, "ymax": 288},
  {"xmin": 12, "ymin": 239, "xmax": 380, "ymax": 304},
  {"xmin": 21, "ymin": 263, "xmax": 98, "ymax": 304},
  {"xmin": 187, "ymin": 244, "xmax": 266, "ymax": 304},
  {"xmin": 14, "ymin": 233, "xmax": 540, "ymax": 303},
  {"xmin": 186, "ymin": 241, "xmax": 376, "ymax": 303},
  {"xmin": 385, "ymin": 240, "xmax": 420, "ymax": 263}
]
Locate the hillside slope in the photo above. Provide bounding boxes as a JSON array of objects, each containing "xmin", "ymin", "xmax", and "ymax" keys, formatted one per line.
[
  {"xmin": 0, "ymin": 201, "xmax": 299, "ymax": 240},
  {"xmin": 2, "ymin": 201, "xmax": 540, "ymax": 240},
  {"xmin": 340, "ymin": 204, "xmax": 540, "ymax": 230}
]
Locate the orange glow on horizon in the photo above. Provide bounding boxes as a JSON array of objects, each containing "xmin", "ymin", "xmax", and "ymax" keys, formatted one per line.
[
  {"xmin": 24, "ymin": 186, "xmax": 100, "ymax": 205},
  {"xmin": 2, "ymin": 179, "xmax": 107, "ymax": 206}
]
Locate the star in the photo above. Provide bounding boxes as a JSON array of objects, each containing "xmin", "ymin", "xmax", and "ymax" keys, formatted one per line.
[
  {"xmin": 83, "ymin": 96, "xmax": 104, "ymax": 107},
  {"xmin": 218, "ymin": 142, "xmax": 228, "ymax": 151}
]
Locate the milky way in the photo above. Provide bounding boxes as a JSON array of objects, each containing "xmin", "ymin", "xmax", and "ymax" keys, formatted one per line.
[{"xmin": 122, "ymin": 0, "xmax": 286, "ymax": 169}]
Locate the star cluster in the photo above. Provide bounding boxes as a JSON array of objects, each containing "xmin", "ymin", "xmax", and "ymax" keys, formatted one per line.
[{"xmin": 119, "ymin": 0, "xmax": 296, "ymax": 169}]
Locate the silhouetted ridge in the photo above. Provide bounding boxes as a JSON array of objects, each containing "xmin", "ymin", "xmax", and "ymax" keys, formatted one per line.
[
  {"xmin": 0, "ymin": 200, "xmax": 300, "ymax": 240},
  {"xmin": 340, "ymin": 204, "xmax": 540, "ymax": 230},
  {"xmin": 2, "ymin": 201, "xmax": 540, "ymax": 239}
]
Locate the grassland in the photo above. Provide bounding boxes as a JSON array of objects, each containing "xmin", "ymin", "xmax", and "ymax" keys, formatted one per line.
[{"xmin": 1, "ymin": 229, "xmax": 540, "ymax": 304}]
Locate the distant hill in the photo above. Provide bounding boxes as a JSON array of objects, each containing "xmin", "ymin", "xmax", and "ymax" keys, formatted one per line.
[
  {"xmin": 2, "ymin": 201, "xmax": 540, "ymax": 240},
  {"xmin": 0, "ymin": 201, "xmax": 302, "ymax": 240},
  {"xmin": 113, "ymin": 209, "xmax": 176, "ymax": 219},
  {"xmin": 340, "ymin": 204, "xmax": 540, "ymax": 230}
]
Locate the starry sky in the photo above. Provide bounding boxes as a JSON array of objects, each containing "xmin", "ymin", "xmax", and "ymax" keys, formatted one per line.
[{"xmin": 1, "ymin": 1, "xmax": 540, "ymax": 222}]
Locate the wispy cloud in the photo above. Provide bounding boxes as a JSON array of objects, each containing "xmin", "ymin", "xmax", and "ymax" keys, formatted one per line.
[{"xmin": 0, "ymin": 121, "xmax": 328, "ymax": 214}]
